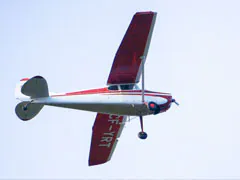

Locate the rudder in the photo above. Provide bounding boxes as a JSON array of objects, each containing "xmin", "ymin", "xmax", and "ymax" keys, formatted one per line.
[{"xmin": 21, "ymin": 76, "xmax": 49, "ymax": 98}]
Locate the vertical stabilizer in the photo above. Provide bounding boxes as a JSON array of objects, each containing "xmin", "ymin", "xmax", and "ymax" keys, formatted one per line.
[{"xmin": 15, "ymin": 76, "xmax": 49, "ymax": 121}]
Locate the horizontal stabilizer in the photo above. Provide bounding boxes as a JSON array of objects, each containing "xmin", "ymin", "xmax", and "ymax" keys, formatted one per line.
[{"xmin": 15, "ymin": 102, "xmax": 43, "ymax": 121}]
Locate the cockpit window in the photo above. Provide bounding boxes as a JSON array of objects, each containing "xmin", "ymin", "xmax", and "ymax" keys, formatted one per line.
[
  {"xmin": 108, "ymin": 85, "xmax": 118, "ymax": 90},
  {"xmin": 134, "ymin": 84, "xmax": 140, "ymax": 90},
  {"xmin": 120, "ymin": 84, "xmax": 134, "ymax": 90},
  {"xmin": 108, "ymin": 84, "xmax": 140, "ymax": 90}
]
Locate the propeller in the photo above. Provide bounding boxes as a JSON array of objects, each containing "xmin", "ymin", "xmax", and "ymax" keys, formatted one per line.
[{"xmin": 171, "ymin": 99, "xmax": 179, "ymax": 106}]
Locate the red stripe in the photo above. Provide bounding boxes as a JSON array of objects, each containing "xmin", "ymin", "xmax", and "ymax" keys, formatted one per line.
[
  {"xmin": 51, "ymin": 90, "xmax": 170, "ymax": 97},
  {"xmin": 20, "ymin": 78, "xmax": 29, "ymax": 81}
]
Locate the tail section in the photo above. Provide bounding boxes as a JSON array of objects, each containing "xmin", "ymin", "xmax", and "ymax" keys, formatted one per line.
[
  {"xmin": 15, "ymin": 102, "xmax": 44, "ymax": 121},
  {"xmin": 15, "ymin": 78, "xmax": 30, "ymax": 101},
  {"xmin": 15, "ymin": 76, "xmax": 49, "ymax": 121},
  {"xmin": 21, "ymin": 76, "xmax": 49, "ymax": 98}
]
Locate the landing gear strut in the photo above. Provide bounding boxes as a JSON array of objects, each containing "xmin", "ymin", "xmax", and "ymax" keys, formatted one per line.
[
  {"xmin": 138, "ymin": 116, "xmax": 148, "ymax": 140},
  {"xmin": 138, "ymin": 55, "xmax": 148, "ymax": 139}
]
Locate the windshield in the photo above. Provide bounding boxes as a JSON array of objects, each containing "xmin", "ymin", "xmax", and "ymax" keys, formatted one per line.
[
  {"xmin": 108, "ymin": 84, "xmax": 140, "ymax": 90},
  {"xmin": 133, "ymin": 84, "xmax": 140, "ymax": 90}
]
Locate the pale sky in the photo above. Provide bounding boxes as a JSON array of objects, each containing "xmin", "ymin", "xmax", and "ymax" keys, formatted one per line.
[{"xmin": 1, "ymin": 0, "xmax": 240, "ymax": 179}]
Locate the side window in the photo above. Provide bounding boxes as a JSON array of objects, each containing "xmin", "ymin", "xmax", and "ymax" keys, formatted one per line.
[
  {"xmin": 108, "ymin": 85, "xmax": 118, "ymax": 90},
  {"xmin": 120, "ymin": 84, "xmax": 134, "ymax": 90}
]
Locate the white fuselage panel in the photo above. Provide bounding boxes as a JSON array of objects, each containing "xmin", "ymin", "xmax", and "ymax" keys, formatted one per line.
[{"xmin": 33, "ymin": 93, "xmax": 169, "ymax": 116}]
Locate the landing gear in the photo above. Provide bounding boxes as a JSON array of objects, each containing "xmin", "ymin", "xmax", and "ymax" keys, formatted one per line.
[
  {"xmin": 138, "ymin": 116, "xmax": 148, "ymax": 140},
  {"xmin": 138, "ymin": 131, "xmax": 148, "ymax": 139}
]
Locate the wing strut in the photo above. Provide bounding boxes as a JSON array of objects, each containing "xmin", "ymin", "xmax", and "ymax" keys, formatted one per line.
[
  {"xmin": 139, "ymin": 57, "xmax": 148, "ymax": 140},
  {"xmin": 141, "ymin": 56, "xmax": 145, "ymax": 103}
]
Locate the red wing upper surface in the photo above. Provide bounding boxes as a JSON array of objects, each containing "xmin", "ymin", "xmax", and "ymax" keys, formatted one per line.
[
  {"xmin": 89, "ymin": 113, "xmax": 126, "ymax": 166},
  {"xmin": 107, "ymin": 11, "xmax": 157, "ymax": 85}
]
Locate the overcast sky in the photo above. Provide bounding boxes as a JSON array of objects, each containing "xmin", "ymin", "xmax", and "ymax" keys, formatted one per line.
[{"xmin": 1, "ymin": 0, "xmax": 240, "ymax": 179}]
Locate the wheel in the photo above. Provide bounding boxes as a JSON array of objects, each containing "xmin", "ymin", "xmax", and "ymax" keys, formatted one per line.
[
  {"xmin": 138, "ymin": 132, "xmax": 148, "ymax": 140},
  {"xmin": 148, "ymin": 101, "xmax": 160, "ymax": 115}
]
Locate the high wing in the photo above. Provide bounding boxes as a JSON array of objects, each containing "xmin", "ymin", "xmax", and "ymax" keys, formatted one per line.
[
  {"xmin": 88, "ymin": 12, "xmax": 157, "ymax": 166},
  {"xmin": 89, "ymin": 113, "xmax": 126, "ymax": 166},
  {"xmin": 107, "ymin": 11, "xmax": 157, "ymax": 85}
]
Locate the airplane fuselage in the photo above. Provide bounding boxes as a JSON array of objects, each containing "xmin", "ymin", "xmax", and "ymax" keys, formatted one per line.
[{"xmin": 31, "ymin": 87, "xmax": 172, "ymax": 116}]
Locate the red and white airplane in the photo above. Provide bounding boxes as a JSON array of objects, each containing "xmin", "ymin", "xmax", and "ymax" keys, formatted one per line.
[{"xmin": 15, "ymin": 11, "xmax": 178, "ymax": 166}]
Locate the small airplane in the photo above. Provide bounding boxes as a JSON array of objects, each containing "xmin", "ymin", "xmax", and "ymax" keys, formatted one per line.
[{"xmin": 15, "ymin": 11, "xmax": 178, "ymax": 166}]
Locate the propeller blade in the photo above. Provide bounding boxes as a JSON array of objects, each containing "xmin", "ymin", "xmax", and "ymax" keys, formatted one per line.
[{"xmin": 172, "ymin": 99, "xmax": 179, "ymax": 106}]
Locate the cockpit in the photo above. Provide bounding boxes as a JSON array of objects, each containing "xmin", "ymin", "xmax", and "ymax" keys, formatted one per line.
[{"xmin": 108, "ymin": 84, "xmax": 140, "ymax": 91}]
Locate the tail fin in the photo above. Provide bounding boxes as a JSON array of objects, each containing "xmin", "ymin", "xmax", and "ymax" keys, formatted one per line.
[
  {"xmin": 21, "ymin": 76, "xmax": 49, "ymax": 98},
  {"xmin": 15, "ymin": 76, "xmax": 49, "ymax": 121}
]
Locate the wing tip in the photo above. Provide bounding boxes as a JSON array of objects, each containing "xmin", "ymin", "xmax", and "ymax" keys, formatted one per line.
[
  {"xmin": 135, "ymin": 11, "xmax": 157, "ymax": 16},
  {"xmin": 88, "ymin": 160, "xmax": 108, "ymax": 166}
]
